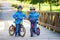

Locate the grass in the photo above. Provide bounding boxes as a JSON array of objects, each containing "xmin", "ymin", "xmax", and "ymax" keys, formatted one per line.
[{"xmin": 54, "ymin": 9, "xmax": 60, "ymax": 11}]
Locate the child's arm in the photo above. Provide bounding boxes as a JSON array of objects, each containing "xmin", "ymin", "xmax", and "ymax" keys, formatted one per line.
[
  {"xmin": 28, "ymin": 14, "xmax": 34, "ymax": 21},
  {"xmin": 36, "ymin": 13, "xmax": 40, "ymax": 20},
  {"xmin": 28, "ymin": 14, "xmax": 31, "ymax": 20},
  {"xmin": 23, "ymin": 13, "xmax": 26, "ymax": 19},
  {"xmin": 13, "ymin": 13, "xmax": 18, "ymax": 20}
]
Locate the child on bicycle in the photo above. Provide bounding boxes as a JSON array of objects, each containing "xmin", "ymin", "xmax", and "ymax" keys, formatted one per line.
[
  {"xmin": 13, "ymin": 5, "xmax": 26, "ymax": 36},
  {"xmin": 28, "ymin": 6, "xmax": 40, "ymax": 37}
]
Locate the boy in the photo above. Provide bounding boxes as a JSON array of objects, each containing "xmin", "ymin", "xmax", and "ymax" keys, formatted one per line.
[
  {"xmin": 28, "ymin": 6, "xmax": 40, "ymax": 37},
  {"xmin": 13, "ymin": 5, "xmax": 26, "ymax": 36}
]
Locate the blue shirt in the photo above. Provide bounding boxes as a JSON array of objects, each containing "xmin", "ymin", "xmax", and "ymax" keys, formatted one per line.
[
  {"xmin": 13, "ymin": 11, "xmax": 26, "ymax": 24},
  {"xmin": 28, "ymin": 11, "xmax": 40, "ymax": 22}
]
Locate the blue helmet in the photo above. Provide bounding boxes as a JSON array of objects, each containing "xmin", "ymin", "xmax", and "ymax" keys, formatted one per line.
[{"xmin": 17, "ymin": 5, "xmax": 22, "ymax": 9}]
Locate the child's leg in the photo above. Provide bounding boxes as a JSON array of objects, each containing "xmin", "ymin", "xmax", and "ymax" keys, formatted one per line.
[
  {"xmin": 34, "ymin": 22, "xmax": 37, "ymax": 34},
  {"xmin": 18, "ymin": 24, "xmax": 21, "ymax": 36},
  {"xmin": 15, "ymin": 24, "xmax": 19, "ymax": 36},
  {"xmin": 30, "ymin": 23, "xmax": 34, "ymax": 37}
]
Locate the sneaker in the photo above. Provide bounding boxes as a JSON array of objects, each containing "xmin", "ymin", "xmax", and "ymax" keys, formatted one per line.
[{"xmin": 30, "ymin": 34, "xmax": 33, "ymax": 37}]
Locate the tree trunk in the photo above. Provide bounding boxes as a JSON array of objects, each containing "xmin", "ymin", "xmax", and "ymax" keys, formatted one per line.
[
  {"xmin": 49, "ymin": 0, "xmax": 52, "ymax": 12},
  {"xmin": 39, "ymin": 0, "xmax": 41, "ymax": 11},
  {"xmin": 50, "ymin": 3, "xmax": 52, "ymax": 11}
]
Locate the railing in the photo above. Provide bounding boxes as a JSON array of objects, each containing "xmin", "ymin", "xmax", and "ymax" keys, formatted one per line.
[{"xmin": 39, "ymin": 12, "xmax": 60, "ymax": 32}]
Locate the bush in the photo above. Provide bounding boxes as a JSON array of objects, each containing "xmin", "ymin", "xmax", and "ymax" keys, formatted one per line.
[{"xmin": 12, "ymin": 4, "xmax": 18, "ymax": 8}]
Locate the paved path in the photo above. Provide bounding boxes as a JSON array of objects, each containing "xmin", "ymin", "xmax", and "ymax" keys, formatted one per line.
[{"xmin": 0, "ymin": 20, "xmax": 60, "ymax": 40}]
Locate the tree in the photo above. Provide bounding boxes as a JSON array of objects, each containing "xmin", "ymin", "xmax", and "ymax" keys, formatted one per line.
[
  {"xmin": 52, "ymin": 0, "xmax": 60, "ymax": 6},
  {"xmin": 49, "ymin": 0, "xmax": 52, "ymax": 11},
  {"xmin": 17, "ymin": 0, "xmax": 24, "ymax": 2},
  {"xmin": 17, "ymin": 0, "xmax": 45, "ymax": 10},
  {"xmin": 17, "ymin": 0, "xmax": 31, "ymax": 2},
  {"xmin": 46, "ymin": 0, "xmax": 60, "ymax": 11},
  {"xmin": 30, "ymin": 0, "xmax": 45, "ymax": 10},
  {"xmin": 17, "ymin": 0, "xmax": 60, "ymax": 11}
]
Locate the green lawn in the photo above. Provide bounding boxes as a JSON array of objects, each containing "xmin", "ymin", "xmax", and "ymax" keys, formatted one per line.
[
  {"xmin": 40, "ymin": 5, "xmax": 60, "ymax": 12},
  {"xmin": 52, "ymin": 9, "xmax": 60, "ymax": 12}
]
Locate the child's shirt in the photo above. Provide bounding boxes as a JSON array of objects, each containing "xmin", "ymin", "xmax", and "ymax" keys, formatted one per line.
[
  {"xmin": 28, "ymin": 11, "xmax": 40, "ymax": 22},
  {"xmin": 13, "ymin": 11, "xmax": 26, "ymax": 24}
]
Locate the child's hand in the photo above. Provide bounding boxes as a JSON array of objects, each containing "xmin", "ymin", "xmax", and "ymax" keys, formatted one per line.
[
  {"xmin": 15, "ymin": 18, "xmax": 18, "ymax": 20},
  {"xmin": 29, "ymin": 18, "xmax": 36, "ymax": 22}
]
